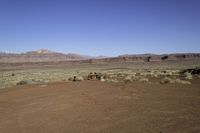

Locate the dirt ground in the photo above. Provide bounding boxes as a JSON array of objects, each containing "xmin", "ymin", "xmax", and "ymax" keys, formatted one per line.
[{"xmin": 0, "ymin": 80, "xmax": 200, "ymax": 133}]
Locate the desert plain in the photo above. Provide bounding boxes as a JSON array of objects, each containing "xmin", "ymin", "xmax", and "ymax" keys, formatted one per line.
[{"xmin": 0, "ymin": 54, "xmax": 200, "ymax": 133}]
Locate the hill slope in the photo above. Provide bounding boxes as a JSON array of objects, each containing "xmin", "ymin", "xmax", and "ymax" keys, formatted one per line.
[
  {"xmin": 0, "ymin": 50, "xmax": 200, "ymax": 63},
  {"xmin": 0, "ymin": 49, "xmax": 88, "ymax": 63}
]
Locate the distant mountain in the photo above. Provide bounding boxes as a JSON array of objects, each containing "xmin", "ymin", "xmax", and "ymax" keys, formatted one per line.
[
  {"xmin": 0, "ymin": 49, "xmax": 89, "ymax": 63},
  {"xmin": 119, "ymin": 53, "xmax": 157, "ymax": 57},
  {"xmin": 89, "ymin": 53, "xmax": 200, "ymax": 63},
  {"xmin": 92, "ymin": 56, "xmax": 109, "ymax": 59},
  {"xmin": 118, "ymin": 53, "xmax": 200, "ymax": 61},
  {"xmin": 25, "ymin": 49, "xmax": 56, "ymax": 54},
  {"xmin": 0, "ymin": 50, "xmax": 200, "ymax": 63}
]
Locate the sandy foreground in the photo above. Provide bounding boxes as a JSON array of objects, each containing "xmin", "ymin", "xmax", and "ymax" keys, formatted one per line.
[{"xmin": 0, "ymin": 80, "xmax": 200, "ymax": 133}]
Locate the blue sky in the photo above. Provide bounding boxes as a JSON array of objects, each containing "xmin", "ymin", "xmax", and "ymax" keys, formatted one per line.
[{"xmin": 0, "ymin": 0, "xmax": 200, "ymax": 56}]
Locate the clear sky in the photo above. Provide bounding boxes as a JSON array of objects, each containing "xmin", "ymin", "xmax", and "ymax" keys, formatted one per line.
[{"xmin": 0, "ymin": 0, "xmax": 200, "ymax": 56}]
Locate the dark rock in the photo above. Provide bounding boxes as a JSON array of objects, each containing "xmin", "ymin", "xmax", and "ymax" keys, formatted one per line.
[
  {"xmin": 16, "ymin": 80, "xmax": 28, "ymax": 85},
  {"xmin": 180, "ymin": 68, "xmax": 200, "ymax": 75}
]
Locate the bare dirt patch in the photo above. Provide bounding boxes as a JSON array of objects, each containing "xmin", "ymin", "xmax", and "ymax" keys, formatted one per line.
[{"xmin": 0, "ymin": 80, "xmax": 200, "ymax": 133}]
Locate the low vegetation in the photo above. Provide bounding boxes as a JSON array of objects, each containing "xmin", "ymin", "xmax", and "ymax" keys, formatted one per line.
[
  {"xmin": 16, "ymin": 80, "xmax": 28, "ymax": 85},
  {"xmin": 184, "ymin": 72, "xmax": 193, "ymax": 80},
  {"xmin": 139, "ymin": 78, "xmax": 149, "ymax": 83},
  {"xmin": 160, "ymin": 77, "xmax": 173, "ymax": 84},
  {"xmin": 160, "ymin": 77, "xmax": 191, "ymax": 84},
  {"xmin": 1, "ymin": 67, "xmax": 199, "ymax": 88}
]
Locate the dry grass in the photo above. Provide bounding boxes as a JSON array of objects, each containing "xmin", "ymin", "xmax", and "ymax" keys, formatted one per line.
[
  {"xmin": 160, "ymin": 77, "xmax": 191, "ymax": 84},
  {"xmin": 124, "ymin": 75, "xmax": 133, "ymax": 82},
  {"xmin": 184, "ymin": 72, "xmax": 193, "ymax": 80},
  {"xmin": 160, "ymin": 77, "xmax": 173, "ymax": 84},
  {"xmin": 76, "ymin": 76, "xmax": 84, "ymax": 81},
  {"xmin": 174, "ymin": 79, "xmax": 191, "ymax": 84},
  {"xmin": 139, "ymin": 78, "xmax": 149, "ymax": 83},
  {"xmin": 1, "ymin": 66, "xmax": 198, "ymax": 88},
  {"xmin": 100, "ymin": 77, "xmax": 106, "ymax": 82}
]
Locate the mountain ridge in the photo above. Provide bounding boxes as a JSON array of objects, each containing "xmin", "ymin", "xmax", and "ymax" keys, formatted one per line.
[{"xmin": 0, "ymin": 49, "xmax": 200, "ymax": 63}]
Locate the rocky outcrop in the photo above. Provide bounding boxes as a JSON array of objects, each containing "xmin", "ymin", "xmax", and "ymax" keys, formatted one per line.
[{"xmin": 89, "ymin": 53, "xmax": 200, "ymax": 64}]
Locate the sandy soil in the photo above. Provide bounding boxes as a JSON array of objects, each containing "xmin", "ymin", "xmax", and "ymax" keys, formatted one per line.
[{"xmin": 0, "ymin": 80, "xmax": 200, "ymax": 133}]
